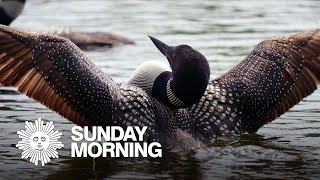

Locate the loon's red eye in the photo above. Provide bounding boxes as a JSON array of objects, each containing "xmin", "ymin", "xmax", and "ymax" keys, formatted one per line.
[{"xmin": 171, "ymin": 53, "xmax": 176, "ymax": 60}]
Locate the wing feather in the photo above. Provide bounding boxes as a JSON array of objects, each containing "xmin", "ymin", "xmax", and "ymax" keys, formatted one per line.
[
  {"xmin": 0, "ymin": 25, "xmax": 119, "ymax": 126},
  {"xmin": 216, "ymin": 29, "xmax": 320, "ymax": 132}
]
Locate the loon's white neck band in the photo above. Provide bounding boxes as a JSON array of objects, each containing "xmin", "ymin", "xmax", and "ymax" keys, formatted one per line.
[
  {"xmin": 126, "ymin": 60, "xmax": 185, "ymax": 107},
  {"xmin": 166, "ymin": 79, "xmax": 184, "ymax": 107}
]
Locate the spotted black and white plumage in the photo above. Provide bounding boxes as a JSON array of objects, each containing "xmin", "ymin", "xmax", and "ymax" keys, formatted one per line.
[
  {"xmin": 188, "ymin": 29, "xmax": 320, "ymax": 142},
  {"xmin": 0, "ymin": 25, "xmax": 320, "ymax": 151}
]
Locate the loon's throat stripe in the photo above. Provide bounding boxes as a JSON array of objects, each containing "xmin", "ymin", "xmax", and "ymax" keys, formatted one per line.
[{"xmin": 166, "ymin": 79, "xmax": 184, "ymax": 107}]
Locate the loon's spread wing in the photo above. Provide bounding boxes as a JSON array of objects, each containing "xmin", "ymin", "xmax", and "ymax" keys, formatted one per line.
[
  {"xmin": 216, "ymin": 29, "xmax": 320, "ymax": 133},
  {"xmin": 0, "ymin": 25, "xmax": 122, "ymax": 126}
]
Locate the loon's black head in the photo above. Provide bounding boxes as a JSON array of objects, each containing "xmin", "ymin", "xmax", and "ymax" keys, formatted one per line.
[
  {"xmin": 149, "ymin": 36, "xmax": 210, "ymax": 108},
  {"xmin": 0, "ymin": 0, "xmax": 26, "ymax": 25}
]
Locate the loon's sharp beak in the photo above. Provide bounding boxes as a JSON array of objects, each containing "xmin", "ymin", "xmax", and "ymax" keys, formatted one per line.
[{"xmin": 148, "ymin": 36, "xmax": 173, "ymax": 60}]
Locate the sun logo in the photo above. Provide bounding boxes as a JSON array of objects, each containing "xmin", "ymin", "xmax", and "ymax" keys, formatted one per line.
[{"xmin": 16, "ymin": 118, "xmax": 64, "ymax": 166}]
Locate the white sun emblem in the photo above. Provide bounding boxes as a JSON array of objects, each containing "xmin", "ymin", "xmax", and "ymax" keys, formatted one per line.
[{"xmin": 16, "ymin": 118, "xmax": 64, "ymax": 166}]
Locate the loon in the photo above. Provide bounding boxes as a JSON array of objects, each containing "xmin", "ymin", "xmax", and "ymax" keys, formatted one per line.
[
  {"xmin": 0, "ymin": 25, "xmax": 320, "ymax": 150},
  {"xmin": 126, "ymin": 36, "xmax": 210, "ymax": 108},
  {"xmin": 0, "ymin": 0, "xmax": 134, "ymax": 48}
]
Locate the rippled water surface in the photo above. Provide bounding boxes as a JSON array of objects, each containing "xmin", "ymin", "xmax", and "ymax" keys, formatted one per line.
[{"xmin": 1, "ymin": 0, "xmax": 320, "ymax": 179}]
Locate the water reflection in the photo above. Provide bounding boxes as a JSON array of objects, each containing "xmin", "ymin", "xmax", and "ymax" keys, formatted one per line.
[{"xmin": 46, "ymin": 154, "xmax": 204, "ymax": 179}]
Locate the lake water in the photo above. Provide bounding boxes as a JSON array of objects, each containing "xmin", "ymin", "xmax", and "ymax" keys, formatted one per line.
[{"xmin": 0, "ymin": 0, "xmax": 320, "ymax": 179}]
